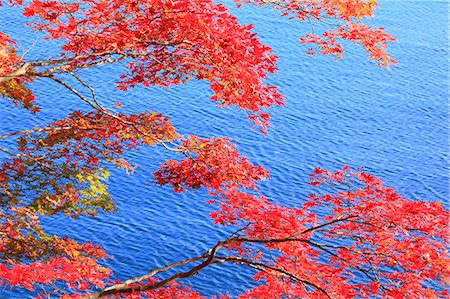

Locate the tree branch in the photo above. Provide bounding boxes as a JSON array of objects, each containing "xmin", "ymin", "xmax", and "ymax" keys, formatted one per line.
[
  {"xmin": 217, "ymin": 255, "xmax": 332, "ymax": 299},
  {"xmin": 85, "ymin": 240, "xmax": 227, "ymax": 299}
]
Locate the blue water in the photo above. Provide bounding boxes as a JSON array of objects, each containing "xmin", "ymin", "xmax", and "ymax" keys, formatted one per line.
[{"xmin": 0, "ymin": 1, "xmax": 449, "ymax": 298}]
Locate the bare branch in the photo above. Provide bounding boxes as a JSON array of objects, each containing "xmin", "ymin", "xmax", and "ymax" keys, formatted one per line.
[{"xmin": 86, "ymin": 240, "xmax": 227, "ymax": 299}]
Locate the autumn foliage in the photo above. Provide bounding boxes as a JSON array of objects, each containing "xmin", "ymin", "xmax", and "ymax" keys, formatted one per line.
[{"xmin": 0, "ymin": 0, "xmax": 448, "ymax": 298}]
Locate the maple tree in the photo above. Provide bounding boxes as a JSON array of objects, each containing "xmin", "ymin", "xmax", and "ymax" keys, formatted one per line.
[{"xmin": 0, "ymin": 0, "xmax": 448, "ymax": 298}]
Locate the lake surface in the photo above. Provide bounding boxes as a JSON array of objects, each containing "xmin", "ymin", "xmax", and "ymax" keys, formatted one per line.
[{"xmin": 0, "ymin": 1, "xmax": 449, "ymax": 297}]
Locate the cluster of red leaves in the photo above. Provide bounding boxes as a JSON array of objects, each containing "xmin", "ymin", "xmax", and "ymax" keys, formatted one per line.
[
  {"xmin": 155, "ymin": 136, "xmax": 268, "ymax": 193},
  {"xmin": 0, "ymin": 33, "xmax": 19, "ymax": 76},
  {"xmin": 157, "ymin": 162, "xmax": 449, "ymax": 298},
  {"xmin": 0, "ymin": 206, "xmax": 110, "ymax": 298},
  {"xmin": 0, "ymin": 206, "xmax": 103, "ymax": 260},
  {"xmin": 6, "ymin": 0, "xmax": 283, "ymax": 131},
  {"xmin": 246, "ymin": 168, "xmax": 449, "ymax": 298},
  {"xmin": 0, "ymin": 33, "xmax": 38, "ymax": 112},
  {"xmin": 154, "ymin": 135, "xmax": 270, "ymax": 226},
  {"xmin": 237, "ymin": 0, "xmax": 396, "ymax": 66},
  {"xmin": 0, "ymin": 257, "xmax": 109, "ymax": 295}
]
